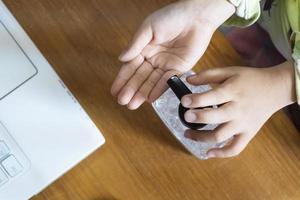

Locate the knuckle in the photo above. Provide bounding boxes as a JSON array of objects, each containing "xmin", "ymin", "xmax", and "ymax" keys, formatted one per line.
[
  {"xmin": 221, "ymin": 83, "xmax": 232, "ymax": 93},
  {"xmin": 132, "ymin": 54, "xmax": 145, "ymax": 66},
  {"xmin": 215, "ymin": 86, "xmax": 227, "ymax": 97},
  {"xmin": 202, "ymin": 68, "xmax": 212, "ymax": 75},
  {"xmin": 214, "ymin": 132, "xmax": 225, "ymax": 143},
  {"xmin": 187, "ymin": 131, "xmax": 201, "ymax": 141},
  {"xmin": 222, "ymin": 102, "xmax": 233, "ymax": 112},
  {"xmin": 135, "ymin": 90, "xmax": 147, "ymax": 99},
  {"xmin": 192, "ymin": 95, "xmax": 205, "ymax": 107},
  {"xmin": 219, "ymin": 105, "xmax": 233, "ymax": 121},
  {"xmin": 162, "ymin": 72, "xmax": 174, "ymax": 82},
  {"xmin": 147, "ymin": 78, "xmax": 157, "ymax": 88},
  {"xmin": 153, "ymin": 68, "xmax": 163, "ymax": 76},
  {"xmin": 195, "ymin": 110, "xmax": 205, "ymax": 121},
  {"xmin": 205, "ymin": 68, "xmax": 217, "ymax": 75},
  {"xmin": 193, "ymin": 135, "xmax": 202, "ymax": 142},
  {"xmin": 135, "ymin": 72, "xmax": 147, "ymax": 82},
  {"xmin": 213, "ymin": 88, "xmax": 225, "ymax": 103}
]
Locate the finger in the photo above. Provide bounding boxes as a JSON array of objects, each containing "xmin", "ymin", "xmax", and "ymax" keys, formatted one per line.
[
  {"xmin": 187, "ymin": 68, "xmax": 235, "ymax": 85},
  {"xmin": 207, "ymin": 134, "xmax": 250, "ymax": 158},
  {"xmin": 184, "ymin": 122, "xmax": 237, "ymax": 144},
  {"xmin": 184, "ymin": 102, "xmax": 235, "ymax": 124},
  {"xmin": 127, "ymin": 68, "xmax": 164, "ymax": 110},
  {"xmin": 119, "ymin": 23, "xmax": 153, "ymax": 62},
  {"xmin": 148, "ymin": 70, "xmax": 180, "ymax": 102},
  {"xmin": 111, "ymin": 55, "xmax": 144, "ymax": 96},
  {"xmin": 181, "ymin": 86, "xmax": 232, "ymax": 108},
  {"xmin": 117, "ymin": 61, "xmax": 153, "ymax": 105}
]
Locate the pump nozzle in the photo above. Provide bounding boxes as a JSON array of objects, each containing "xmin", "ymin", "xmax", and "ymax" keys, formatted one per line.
[
  {"xmin": 167, "ymin": 75, "xmax": 192, "ymax": 100},
  {"xmin": 167, "ymin": 75, "xmax": 206, "ymax": 130}
]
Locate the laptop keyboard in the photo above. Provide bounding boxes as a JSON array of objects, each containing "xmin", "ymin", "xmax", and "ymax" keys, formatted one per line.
[{"xmin": 0, "ymin": 122, "xmax": 30, "ymax": 188}]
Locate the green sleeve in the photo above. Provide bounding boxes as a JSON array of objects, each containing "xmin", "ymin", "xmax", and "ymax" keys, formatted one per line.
[
  {"xmin": 287, "ymin": 0, "xmax": 300, "ymax": 104},
  {"xmin": 224, "ymin": 0, "xmax": 261, "ymax": 27}
]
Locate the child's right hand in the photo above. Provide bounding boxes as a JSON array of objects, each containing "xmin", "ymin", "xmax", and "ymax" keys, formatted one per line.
[
  {"xmin": 182, "ymin": 63, "xmax": 296, "ymax": 158},
  {"xmin": 111, "ymin": 0, "xmax": 235, "ymax": 110}
]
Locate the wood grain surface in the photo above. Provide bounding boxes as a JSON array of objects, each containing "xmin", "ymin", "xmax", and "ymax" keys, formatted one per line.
[{"xmin": 3, "ymin": 0, "xmax": 300, "ymax": 199}]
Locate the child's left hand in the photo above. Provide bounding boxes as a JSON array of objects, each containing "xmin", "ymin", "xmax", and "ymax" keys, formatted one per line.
[{"xmin": 182, "ymin": 64, "xmax": 295, "ymax": 158}]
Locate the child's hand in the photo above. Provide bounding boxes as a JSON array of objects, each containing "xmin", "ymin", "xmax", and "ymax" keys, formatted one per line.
[
  {"xmin": 182, "ymin": 64, "xmax": 296, "ymax": 158},
  {"xmin": 111, "ymin": 0, "xmax": 234, "ymax": 110}
]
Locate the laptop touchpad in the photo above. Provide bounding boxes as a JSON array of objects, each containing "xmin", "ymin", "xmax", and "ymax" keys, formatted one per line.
[{"xmin": 0, "ymin": 21, "xmax": 37, "ymax": 100}]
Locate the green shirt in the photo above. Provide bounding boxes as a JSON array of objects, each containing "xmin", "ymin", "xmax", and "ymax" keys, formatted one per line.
[{"xmin": 225, "ymin": 0, "xmax": 300, "ymax": 105}]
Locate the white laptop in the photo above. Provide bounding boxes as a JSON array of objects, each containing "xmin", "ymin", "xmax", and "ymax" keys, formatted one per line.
[{"xmin": 0, "ymin": 1, "xmax": 105, "ymax": 199}]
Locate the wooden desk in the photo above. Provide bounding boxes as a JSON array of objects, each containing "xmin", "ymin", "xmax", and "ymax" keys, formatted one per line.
[{"xmin": 4, "ymin": 0, "xmax": 300, "ymax": 199}]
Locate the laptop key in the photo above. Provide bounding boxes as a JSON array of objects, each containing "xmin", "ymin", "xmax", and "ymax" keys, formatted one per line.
[
  {"xmin": 0, "ymin": 168, "xmax": 8, "ymax": 186},
  {"xmin": 0, "ymin": 141, "xmax": 9, "ymax": 159},
  {"xmin": 2, "ymin": 155, "xmax": 23, "ymax": 177}
]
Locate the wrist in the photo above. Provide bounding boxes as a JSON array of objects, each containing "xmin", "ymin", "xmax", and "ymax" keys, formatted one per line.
[
  {"xmin": 184, "ymin": 0, "xmax": 235, "ymax": 29},
  {"xmin": 267, "ymin": 61, "xmax": 297, "ymax": 110}
]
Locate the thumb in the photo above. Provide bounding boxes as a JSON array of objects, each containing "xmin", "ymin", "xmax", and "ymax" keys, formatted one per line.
[{"xmin": 119, "ymin": 23, "xmax": 153, "ymax": 62}]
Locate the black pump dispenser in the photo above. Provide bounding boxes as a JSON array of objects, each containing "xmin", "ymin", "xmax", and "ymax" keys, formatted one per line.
[{"xmin": 167, "ymin": 75, "xmax": 206, "ymax": 130}]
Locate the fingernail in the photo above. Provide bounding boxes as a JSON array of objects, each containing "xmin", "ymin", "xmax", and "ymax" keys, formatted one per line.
[
  {"xmin": 181, "ymin": 96, "xmax": 192, "ymax": 107},
  {"xmin": 185, "ymin": 111, "xmax": 197, "ymax": 122}
]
